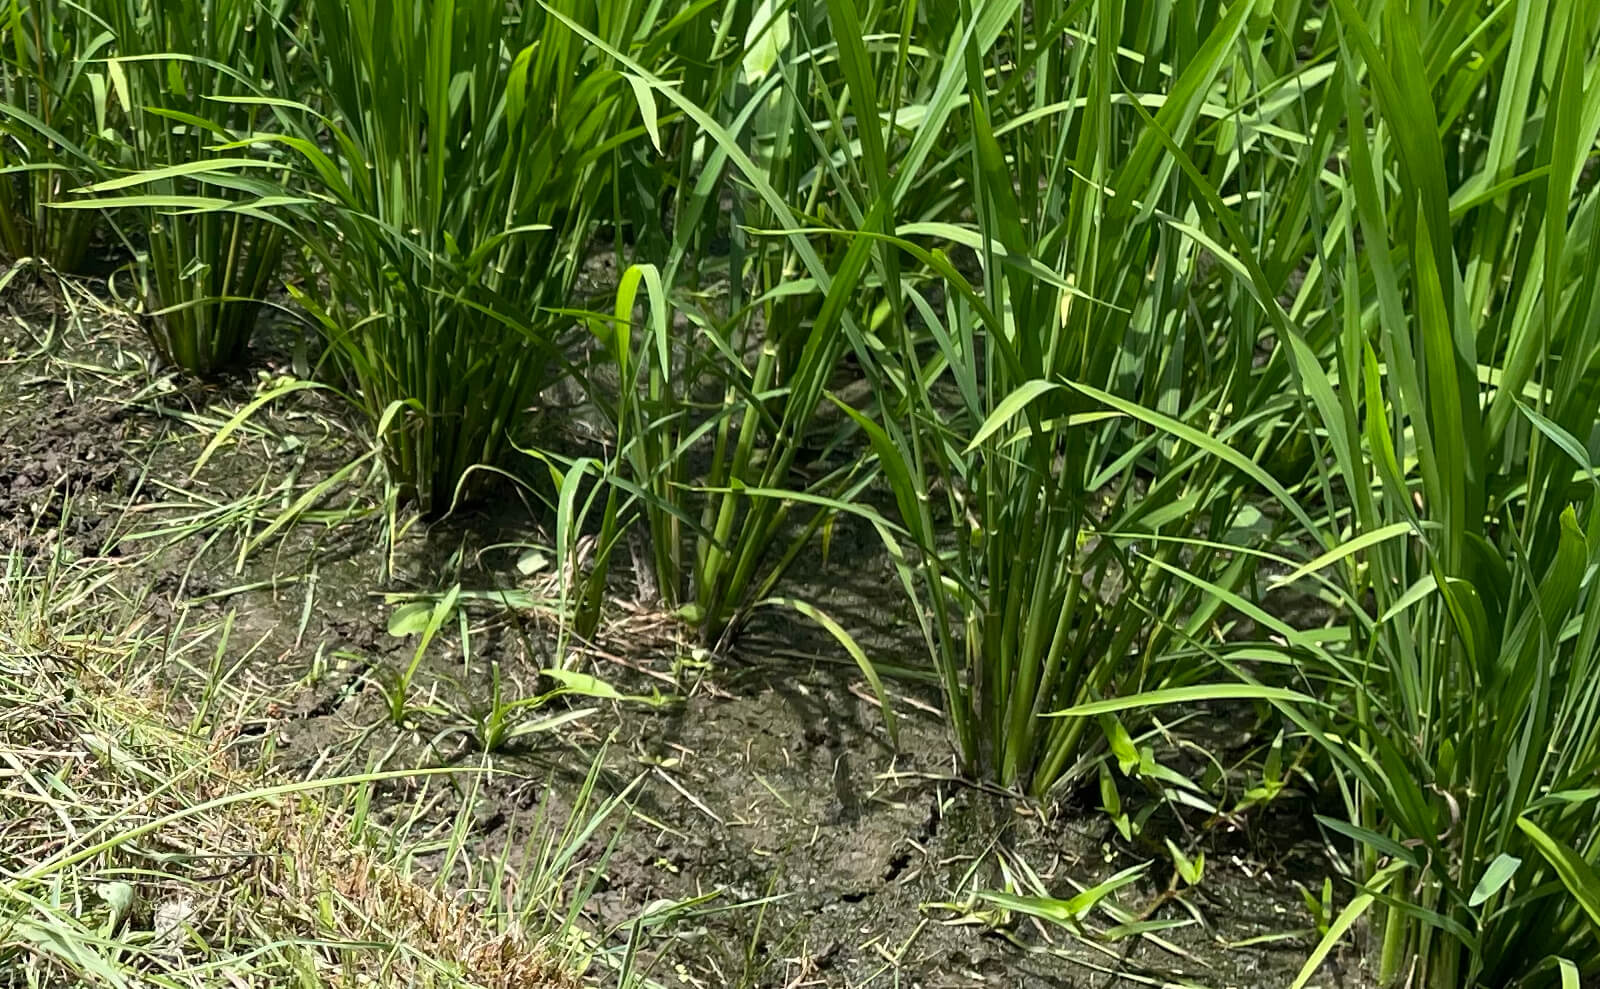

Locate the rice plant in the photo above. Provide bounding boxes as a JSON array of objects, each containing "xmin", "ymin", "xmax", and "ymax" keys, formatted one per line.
[
  {"xmin": 1304, "ymin": 4, "xmax": 1600, "ymax": 982},
  {"xmin": 242, "ymin": 0, "xmax": 697, "ymax": 514},
  {"xmin": 0, "ymin": 0, "xmax": 112, "ymax": 272},
  {"xmin": 1167, "ymin": 0, "xmax": 1600, "ymax": 982},
  {"xmin": 11, "ymin": 0, "xmax": 1600, "ymax": 979},
  {"xmin": 572, "ymin": 0, "xmax": 903, "ymax": 645},
  {"xmin": 80, "ymin": 0, "xmax": 297, "ymax": 375},
  {"xmin": 580, "ymin": 0, "xmax": 1338, "ymax": 778},
  {"xmin": 799, "ymin": 0, "xmax": 1332, "ymax": 796}
]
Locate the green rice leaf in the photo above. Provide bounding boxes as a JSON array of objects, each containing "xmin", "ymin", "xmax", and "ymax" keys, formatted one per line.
[
  {"xmin": 1046, "ymin": 685, "xmax": 1314, "ymax": 719},
  {"xmin": 1517, "ymin": 818, "xmax": 1600, "ymax": 932}
]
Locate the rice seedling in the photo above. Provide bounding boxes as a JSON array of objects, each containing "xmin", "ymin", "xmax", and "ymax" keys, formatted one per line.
[
  {"xmin": 70, "ymin": 0, "xmax": 299, "ymax": 375},
  {"xmin": 381, "ymin": 573, "xmax": 666, "ymax": 751},
  {"xmin": 572, "ymin": 0, "xmax": 1079, "ymax": 649},
  {"xmin": 0, "ymin": 0, "xmax": 113, "ymax": 272},
  {"xmin": 572, "ymin": 1, "xmax": 1339, "ymax": 789},
  {"xmin": 1288, "ymin": 4, "xmax": 1600, "ymax": 982},
  {"xmin": 571, "ymin": 7, "xmax": 886, "ymax": 646},
  {"xmin": 800, "ymin": 0, "xmax": 1334, "ymax": 796},
  {"xmin": 199, "ymin": 0, "xmax": 714, "ymax": 515},
  {"xmin": 1162, "ymin": 0, "xmax": 1600, "ymax": 982}
]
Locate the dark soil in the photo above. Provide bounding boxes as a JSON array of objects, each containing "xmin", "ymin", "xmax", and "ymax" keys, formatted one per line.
[{"xmin": 0, "ymin": 273, "xmax": 1368, "ymax": 988}]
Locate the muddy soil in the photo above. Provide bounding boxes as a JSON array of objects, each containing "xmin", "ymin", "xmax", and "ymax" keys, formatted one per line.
[{"xmin": 0, "ymin": 276, "xmax": 1367, "ymax": 988}]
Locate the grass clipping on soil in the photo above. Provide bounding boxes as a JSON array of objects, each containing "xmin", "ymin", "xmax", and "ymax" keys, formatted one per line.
[{"xmin": 0, "ymin": 613, "xmax": 576, "ymax": 988}]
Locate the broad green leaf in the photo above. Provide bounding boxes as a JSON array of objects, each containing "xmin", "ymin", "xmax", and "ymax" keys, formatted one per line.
[
  {"xmin": 1469, "ymin": 853, "xmax": 1522, "ymax": 908},
  {"xmin": 192, "ymin": 380, "xmax": 326, "ymax": 476},
  {"xmin": 978, "ymin": 862, "xmax": 1150, "ymax": 928},
  {"xmin": 741, "ymin": 0, "xmax": 790, "ymax": 83},
  {"xmin": 1559, "ymin": 958, "xmax": 1581, "ymax": 989},
  {"xmin": 76, "ymin": 157, "xmax": 282, "ymax": 192},
  {"xmin": 542, "ymin": 668, "xmax": 624, "ymax": 701},
  {"xmin": 1271, "ymin": 522, "xmax": 1414, "ymax": 588},
  {"xmin": 1165, "ymin": 839, "xmax": 1204, "ymax": 886},
  {"xmin": 387, "ymin": 602, "xmax": 435, "ymax": 638},
  {"xmin": 965, "ymin": 379, "xmax": 1062, "ymax": 453},
  {"xmin": 1100, "ymin": 714, "xmax": 1140, "ymax": 775},
  {"xmin": 760, "ymin": 597, "xmax": 896, "ymax": 744}
]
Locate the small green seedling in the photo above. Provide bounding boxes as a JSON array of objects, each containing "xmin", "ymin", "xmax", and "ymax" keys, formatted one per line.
[
  {"xmin": 469, "ymin": 665, "xmax": 674, "ymax": 752},
  {"xmin": 1165, "ymin": 839, "xmax": 1205, "ymax": 888},
  {"xmin": 976, "ymin": 862, "xmax": 1151, "ymax": 935},
  {"xmin": 1298, "ymin": 877, "xmax": 1335, "ymax": 937},
  {"xmin": 1099, "ymin": 763, "xmax": 1133, "ymax": 841},
  {"xmin": 384, "ymin": 584, "xmax": 460, "ymax": 724}
]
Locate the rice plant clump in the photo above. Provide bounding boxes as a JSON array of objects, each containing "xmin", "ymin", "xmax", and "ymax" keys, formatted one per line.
[
  {"xmin": 0, "ymin": 0, "xmax": 113, "ymax": 272},
  {"xmin": 263, "ymin": 0, "xmax": 685, "ymax": 512},
  {"xmin": 90, "ymin": 0, "xmax": 296, "ymax": 375}
]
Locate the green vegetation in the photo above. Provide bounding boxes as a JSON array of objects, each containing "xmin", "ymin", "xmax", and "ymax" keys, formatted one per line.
[
  {"xmin": 0, "ymin": 0, "xmax": 110, "ymax": 272},
  {"xmin": 4, "ymin": 0, "xmax": 1600, "ymax": 984},
  {"xmin": 243, "ymin": 0, "xmax": 683, "ymax": 511},
  {"xmin": 90, "ymin": 0, "xmax": 293, "ymax": 374},
  {"xmin": 836, "ymin": 0, "xmax": 1308, "ymax": 796},
  {"xmin": 1267, "ymin": 3, "xmax": 1600, "ymax": 984}
]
